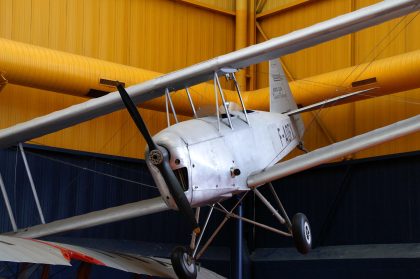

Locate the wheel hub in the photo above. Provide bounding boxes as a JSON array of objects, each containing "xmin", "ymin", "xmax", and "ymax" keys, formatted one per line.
[{"xmin": 304, "ymin": 221, "xmax": 311, "ymax": 243}]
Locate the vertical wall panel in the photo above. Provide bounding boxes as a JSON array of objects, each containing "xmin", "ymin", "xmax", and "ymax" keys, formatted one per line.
[
  {"xmin": 66, "ymin": 0, "xmax": 84, "ymax": 54},
  {"xmin": 30, "ymin": 0, "xmax": 50, "ymax": 47},
  {"xmin": 83, "ymin": 0, "xmax": 100, "ymax": 58},
  {"xmin": 49, "ymin": 0, "xmax": 68, "ymax": 50},
  {"xmin": 11, "ymin": 0, "xmax": 31, "ymax": 42},
  {"xmin": 0, "ymin": 0, "xmax": 12, "ymax": 39}
]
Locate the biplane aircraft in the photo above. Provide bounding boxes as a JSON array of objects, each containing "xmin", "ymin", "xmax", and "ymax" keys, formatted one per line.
[{"xmin": 0, "ymin": 0, "xmax": 420, "ymax": 278}]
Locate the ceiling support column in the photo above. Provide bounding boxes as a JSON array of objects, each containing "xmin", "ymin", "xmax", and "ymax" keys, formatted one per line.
[
  {"xmin": 248, "ymin": 0, "xmax": 257, "ymax": 90},
  {"xmin": 235, "ymin": 0, "xmax": 248, "ymax": 91}
]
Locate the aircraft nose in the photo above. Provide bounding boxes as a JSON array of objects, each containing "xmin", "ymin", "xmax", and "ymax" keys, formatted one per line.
[{"xmin": 152, "ymin": 131, "xmax": 190, "ymax": 170}]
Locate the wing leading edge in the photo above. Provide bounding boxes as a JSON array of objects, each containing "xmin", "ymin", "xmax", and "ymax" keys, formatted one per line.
[{"xmin": 0, "ymin": 0, "xmax": 418, "ymax": 148}]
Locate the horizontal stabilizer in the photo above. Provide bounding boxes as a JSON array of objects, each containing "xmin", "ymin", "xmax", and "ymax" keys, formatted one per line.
[{"xmin": 287, "ymin": 87, "xmax": 378, "ymax": 116}]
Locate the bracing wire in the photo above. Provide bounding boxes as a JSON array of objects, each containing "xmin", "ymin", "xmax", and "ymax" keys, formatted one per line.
[
  {"xmin": 22, "ymin": 145, "xmax": 157, "ymax": 190},
  {"xmin": 260, "ymin": 10, "xmax": 420, "ymax": 170}
]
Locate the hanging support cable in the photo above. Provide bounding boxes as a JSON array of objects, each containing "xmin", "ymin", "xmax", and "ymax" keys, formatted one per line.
[
  {"xmin": 19, "ymin": 143, "xmax": 46, "ymax": 224},
  {"xmin": 0, "ymin": 172, "xmax": 17, "ymax": 232}
]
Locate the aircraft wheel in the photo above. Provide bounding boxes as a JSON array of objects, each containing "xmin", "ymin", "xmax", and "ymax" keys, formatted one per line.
[
  {"xmin": 171, "ymin": 246, "xmax": 197, "ymax": 279},
  {"xmin": 292, "ymin": 213, "xmax": 312, "ymax": 254}
]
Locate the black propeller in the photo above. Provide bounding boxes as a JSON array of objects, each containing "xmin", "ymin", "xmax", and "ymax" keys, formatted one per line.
[{"xmin": 115, "ymin": 83, "xmax": 200, "ymax": 235}]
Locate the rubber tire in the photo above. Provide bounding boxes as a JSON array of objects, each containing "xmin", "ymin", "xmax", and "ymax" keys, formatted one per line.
[
  {"xmin": 171, "ymin": 246, "xmax": 197, "ymax": 279},
  {"xmin": 292, "ymin": 213, "xmax": 312, "ymax": 254}
]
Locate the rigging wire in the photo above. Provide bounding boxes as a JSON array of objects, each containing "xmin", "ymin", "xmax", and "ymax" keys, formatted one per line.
[
  {"xmin": 254, "ymin": 11, "xmax": 420, "ymax": 111},
  {"xmin": 338, "ymin": 12, "xmax": 412, "ymax": 87},
  {"xmin": 261, "ymin": 11, "xmax": 419, "ymax": 171},
  {"xmin": 351, "ymin": 11, "xmax": 419, "ymax": 83},
  {"xmin": 302, "ymin": 11, "xmax": 420, "ymax": 138},
  {"xmin": 21, "ymin": 146, "xmax": 157, "ymax": 190}
]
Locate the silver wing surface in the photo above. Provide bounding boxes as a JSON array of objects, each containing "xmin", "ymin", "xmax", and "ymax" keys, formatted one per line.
[
  {"xmin": 8, "ymin": 197, "xmax": 169, "ymax": 239},
  {"xmin": 247, "ymin": 114, "xmax": 420, "ymax": 188},
  {"xmin": 0, "ymin": 236, "xmax": 225, "ymax": 279},
  {"xmin": 0, "ymin": 0, "xmax": 418, "ymax": 148}
]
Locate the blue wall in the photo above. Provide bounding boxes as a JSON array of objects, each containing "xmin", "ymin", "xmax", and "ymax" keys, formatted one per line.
[
  {"xmin": 0, "ymin": 144, "xmax": 233, "ymax": 278},
  {"xmin": 249, "ymin": 151, "xmax": 420, "ymax": 249},
  {"xmin": 2, "ymin": 145, "xmax": 420, "ymax": 278}
]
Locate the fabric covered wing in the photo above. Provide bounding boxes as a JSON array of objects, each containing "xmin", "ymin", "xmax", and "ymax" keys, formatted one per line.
[
  {"xmin": 0, "ymin": 236, "xmax": 70, "ymax": 266},
  {"xmin": 0, "ymin": 236, "xmax": 225, "ymax": 279}
]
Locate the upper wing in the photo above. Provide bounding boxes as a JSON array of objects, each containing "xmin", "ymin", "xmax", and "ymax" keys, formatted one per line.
[
  {"xmin": 0, "ymin": 236, "xmax": 225, "ymax": 279},
  {"xmin": 247, "ymin": 114, "xmax": 420, "ymax": 188},
  {"xmin": 0, "ymin": 0, "xmax": 418, "ymax": 148}
]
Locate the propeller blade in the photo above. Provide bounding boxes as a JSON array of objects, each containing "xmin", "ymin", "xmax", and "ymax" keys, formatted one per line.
[
  {"xmin": 153, "ymin": 148, "xmax": 200, "ymax": 234},
  {"xmin": 116, "ymin": 83, "xmax": 158, "ymax": 151},
  {"xmin": 115, "ymin": 83, "xmax": 200, "ymax": 234}
]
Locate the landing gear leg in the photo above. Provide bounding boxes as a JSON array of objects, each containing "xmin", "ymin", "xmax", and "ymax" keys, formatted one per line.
[
  {"xmin": 172, "ymin": 207, "xmax": 203, "ymax": 279},
  {"xmin": 255, "ymin": 183, "xmax": 312, "ymax": 254},
  {"xmin": 171, "ymin": 246, "xmax": 197, "ymax": 279}
]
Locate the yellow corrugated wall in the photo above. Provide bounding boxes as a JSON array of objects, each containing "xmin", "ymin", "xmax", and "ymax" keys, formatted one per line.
[
  {"xmin": 0, "ymin": 0, "xmax": 419, "ymax": 159},
  {"xmin": 352, "ymin": 0, "xmax": 420, "ymax": 158},
  {"xmin": 0, "ymin": 0, "xmax": 235, "ymax": 158}
]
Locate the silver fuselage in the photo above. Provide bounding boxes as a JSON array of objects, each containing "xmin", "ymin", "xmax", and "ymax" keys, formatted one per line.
[{"xmin": 147, "ymin": 110, "xmax": 299, "ymax": 209}]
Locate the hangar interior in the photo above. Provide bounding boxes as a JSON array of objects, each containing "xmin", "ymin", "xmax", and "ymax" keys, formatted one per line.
[{"xmin": 0, "ymin": 0, "xmax": 419, "ymax": 278}]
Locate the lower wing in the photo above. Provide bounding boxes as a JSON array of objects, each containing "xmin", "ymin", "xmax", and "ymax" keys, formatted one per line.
[{"xmin": 0, "ymin": 235, "xmax": 224, "ymax": 279}]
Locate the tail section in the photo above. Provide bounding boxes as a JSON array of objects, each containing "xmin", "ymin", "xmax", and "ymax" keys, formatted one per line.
[{"xmin": 269, "ymin": 59, "xmax": 305, "ymax": 140}]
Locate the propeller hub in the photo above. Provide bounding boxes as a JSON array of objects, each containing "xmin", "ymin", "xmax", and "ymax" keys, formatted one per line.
[{"xmin": 149, "ymin": 149, "xmax": 164, "ymax": 165}]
